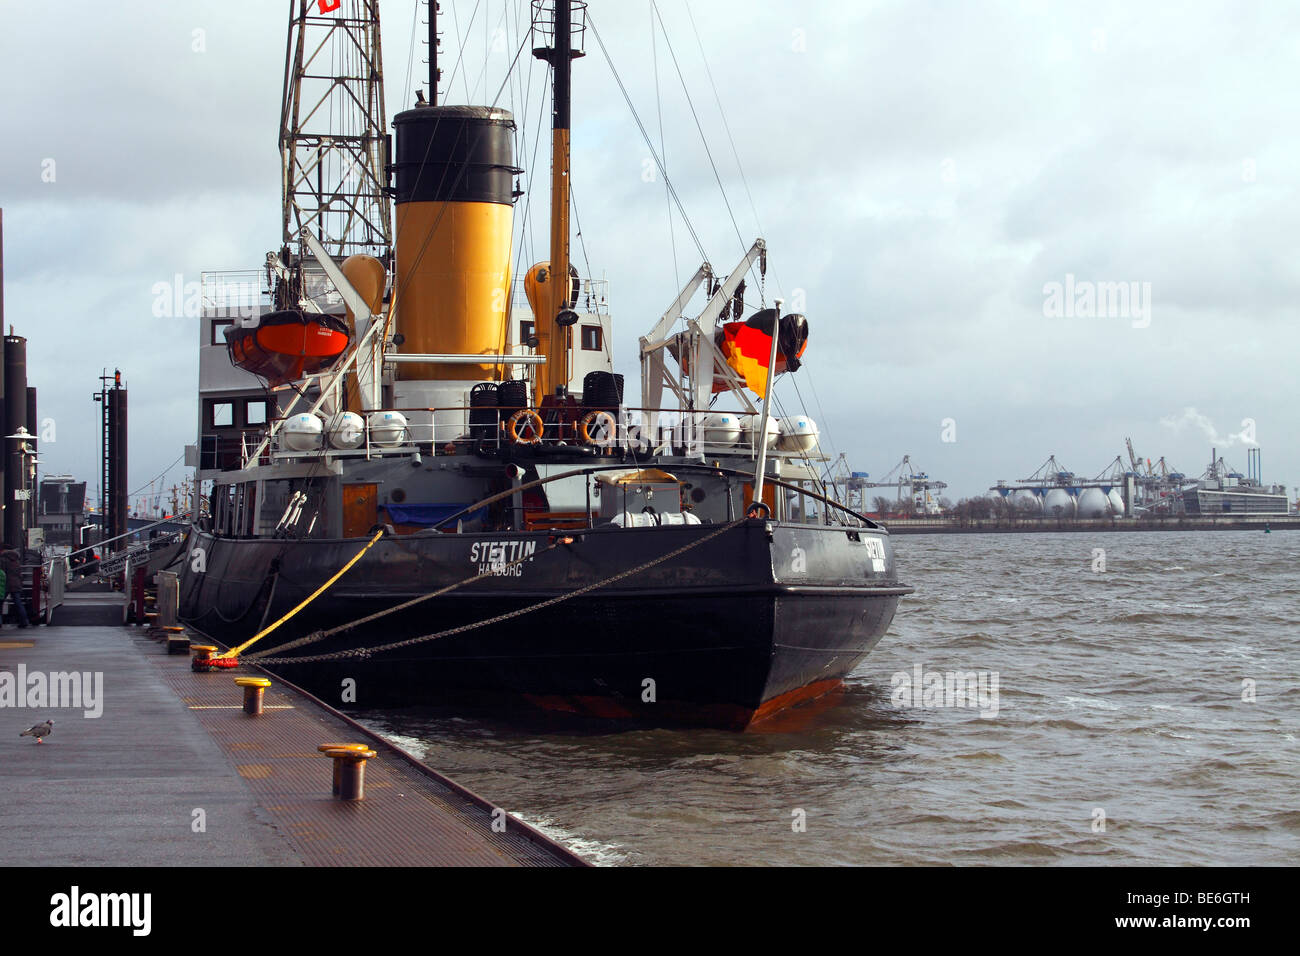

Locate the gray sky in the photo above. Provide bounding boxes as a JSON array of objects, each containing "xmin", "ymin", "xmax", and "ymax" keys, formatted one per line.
[{"xmin": 2, "ymin": 0, "xmax": 1296, "ymax": 505}]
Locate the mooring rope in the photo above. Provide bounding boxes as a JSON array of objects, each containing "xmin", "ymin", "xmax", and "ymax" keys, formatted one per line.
[
  {"xmin": 244, "ymin": 538, "xmax": 565, "ymax": 661},
  {"xmin": 249, "ymin": 517, "xmax": 747, "ymax": 666},
  {"xmin": 213, "ymin": 528, "xmax": 386, "ymax": 661}
]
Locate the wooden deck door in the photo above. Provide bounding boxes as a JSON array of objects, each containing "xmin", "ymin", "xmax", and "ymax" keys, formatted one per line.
[{"xmin": 342, "ymin": 484, "xmax": 378, "ymax": 538}]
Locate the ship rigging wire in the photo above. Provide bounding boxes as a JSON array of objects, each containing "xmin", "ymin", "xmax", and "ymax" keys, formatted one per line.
[
  {"xmin": 651, "ymin": 4, "xmax": 680, "ymax": 291},
  {"xmin": 648, "ymin": 1, "xmax": 749, "ymax": 270},
  {"xmin": 291, "ymin": 2, "xmax": 841, "ymax": 476},
  {"xmin": 385, "ymin": 17, "xmax": 535, "ymax": 330},
  {"xmin": 126, "ymin": 452, "xmax": 186, "ymax": 502},
  {"xmin": 403, "ymin": 0, "xmax": 420, "ymax": 102},
  {"xmin": 446, "ymin": 0, "xmax": 483, "ymax": 102},
  {"xmin": 586, "ymin": 13, "xmax": 708, "ymax": 263},
  {"xmin": 656, "ymin": 2, "xmax": 843, "ymax": 471}
]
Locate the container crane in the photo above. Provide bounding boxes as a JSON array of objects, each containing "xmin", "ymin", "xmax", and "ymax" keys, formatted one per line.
[{"xmin": 860, "ymin": 455, "xmax": 948, "ymax": 514}]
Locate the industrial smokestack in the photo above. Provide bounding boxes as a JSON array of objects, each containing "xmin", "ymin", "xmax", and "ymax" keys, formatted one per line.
[
  {"xmin": 108, "ymin": 380, "xmax": 128, "ymax": 551},
  {"xmin": 26, "ymin": 386, "xmax": 36, "ymax": 529},
  {"xmin": 3, "ymin": 333, "xmax": 26, "ymax": 549}
]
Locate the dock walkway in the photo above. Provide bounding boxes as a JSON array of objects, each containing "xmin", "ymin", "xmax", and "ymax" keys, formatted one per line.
[{"xmin": 1, "ymin": 622, "xmax": 583, "ymax": 866}]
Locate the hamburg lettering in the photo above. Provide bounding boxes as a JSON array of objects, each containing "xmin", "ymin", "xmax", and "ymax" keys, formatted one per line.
[{"xmin": 470, "ymin": 540, "xmax": 537, "ymax": 576}]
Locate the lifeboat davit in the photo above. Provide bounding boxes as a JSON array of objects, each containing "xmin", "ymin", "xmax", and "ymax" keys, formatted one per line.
[{"xmin": 225, "ymin": 310, "xmax": 350, "ymax": 387}]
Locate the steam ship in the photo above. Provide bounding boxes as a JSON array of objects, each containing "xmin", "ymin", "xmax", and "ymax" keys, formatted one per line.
[{"xmin": 177, "ymin": 0, "xmax": 911, "ymax": 729}]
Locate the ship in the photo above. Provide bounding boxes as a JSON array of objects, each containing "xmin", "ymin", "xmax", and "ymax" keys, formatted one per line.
[{"xmin": 177, "ymin": 0, "xmax": 912, "ymax": 729}]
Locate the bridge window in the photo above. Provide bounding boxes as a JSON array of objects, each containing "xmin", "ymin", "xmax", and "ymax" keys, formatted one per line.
[
  {"xmin": 210, "ymin": 319, "xmax": 233, "ymax": 346},
  {"xmin": 581, "ymin": 325, "xmax": 602, "ymax": 351}
]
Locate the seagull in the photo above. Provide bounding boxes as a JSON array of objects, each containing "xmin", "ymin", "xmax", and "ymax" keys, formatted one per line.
[{"xmin": 19, "ymin": 720, "xmax": 52, "ymax": 744}]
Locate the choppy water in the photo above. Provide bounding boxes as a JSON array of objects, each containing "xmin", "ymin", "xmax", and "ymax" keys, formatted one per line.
[{"xmin": 360, "ymin": 530, "xmax": 1300, "ymax": 865}]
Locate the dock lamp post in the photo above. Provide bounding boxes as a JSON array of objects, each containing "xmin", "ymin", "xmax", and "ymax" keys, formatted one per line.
[{"xmin": 5, "ymin": 426, "xmax": 36, "ymax": 549}]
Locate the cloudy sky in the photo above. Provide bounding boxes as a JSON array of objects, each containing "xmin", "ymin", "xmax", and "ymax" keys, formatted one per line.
[{"xmin": 1, "ymin": 0, "xmax": 1296, "ymax": 505}]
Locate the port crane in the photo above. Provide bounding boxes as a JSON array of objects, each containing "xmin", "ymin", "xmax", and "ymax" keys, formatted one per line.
[
  {"xmin": 827, "ymin": 454, "xmax": 871, "ymax": 513},
  {"xmin": 1125, "ymin": 437, "xmax": 1150, "ymax": 477},
  {"xmin": 855, "ymin": 455, "xmax": 948, "ymax": 514}
]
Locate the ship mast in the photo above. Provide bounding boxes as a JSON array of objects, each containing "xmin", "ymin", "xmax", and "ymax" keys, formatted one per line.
[
  {"xmin": 280, "ymin": 0, "xmax": 391, "ymax": 263},
  {"xmin": 427, "ymin": 1, "xmax": 441, "ymax": 106},
  {"xmin": 533, "ymin": 1, "xmax": 584, "ymax": 399}
]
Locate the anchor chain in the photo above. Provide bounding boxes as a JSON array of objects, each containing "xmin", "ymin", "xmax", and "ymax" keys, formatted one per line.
[
  {"xmin": 251, "ymin": 517, "xmax": 748, "ymax": 666},
  {"xmin": 244, "ymin": 539, "xmax": 564, "ymax": 661}
]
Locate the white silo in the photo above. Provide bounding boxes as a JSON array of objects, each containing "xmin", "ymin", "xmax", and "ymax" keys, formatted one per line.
[
  {"xmin": 1015, "ymin": 490, "xmax": 1043, "ymax": 512},
  {"xmin": 1043, "ymin": 488, "xmax": 1076, "ymax": 517},
  {"xmin": 1107, "ymin": 488, "xmax": 1126, "ymax": 516},
  {"xmin": 1077, "ymin": 488, "xmax": 1111, "ymax": 518}
]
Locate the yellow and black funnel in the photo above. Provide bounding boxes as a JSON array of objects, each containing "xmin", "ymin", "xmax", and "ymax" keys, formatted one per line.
[{"xmin": 391, "ymin": 105, "xmax": 519, "ymax": 382}]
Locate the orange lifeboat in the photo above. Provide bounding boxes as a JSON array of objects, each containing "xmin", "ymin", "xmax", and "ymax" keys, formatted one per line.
[{"xmin": 225, "ymin": 310, "xmax": 350, "ymax": 387}]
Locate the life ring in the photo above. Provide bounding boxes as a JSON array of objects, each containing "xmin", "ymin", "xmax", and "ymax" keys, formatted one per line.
[
  {"xmin": 579, "ymin": 410, "xmax": 617, "ymax": 447},
  {"xmin": 506, "ymin": 409, "xmax": 544, "ymax": 445}
]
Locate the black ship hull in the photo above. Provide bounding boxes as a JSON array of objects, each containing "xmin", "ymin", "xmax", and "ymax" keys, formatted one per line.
[{"xmin": 179, "ymin": 520, "xmax": 909, "ymax": 729}]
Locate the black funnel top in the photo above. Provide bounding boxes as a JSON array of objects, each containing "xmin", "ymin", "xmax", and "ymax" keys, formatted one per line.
[{"xmin": 391, "ymin": 106, "xmax": 520, "ymax": 206}]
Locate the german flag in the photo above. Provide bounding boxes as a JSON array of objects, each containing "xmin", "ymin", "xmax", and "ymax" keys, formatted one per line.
[{"xmin": 717, "ymin": 310, "xmax": 808, "ymax": 399}]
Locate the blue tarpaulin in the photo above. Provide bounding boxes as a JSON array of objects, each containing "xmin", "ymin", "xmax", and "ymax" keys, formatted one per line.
[{"xmin": 382, "ymin": 503, "xmax": 482, "ymax": 526}]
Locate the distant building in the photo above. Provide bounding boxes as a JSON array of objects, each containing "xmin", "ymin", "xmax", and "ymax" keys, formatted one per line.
[
  {"xmin": 1183, "ymin": 448, "xmax": 1289, "ymax": 516},
  {"xmin": 38, "ymin": 475, "xmax": 87, "ymax": 546},
  {"xmin": 1182, "ymin": 480, "xmax": 1288, "ymax": 516}
]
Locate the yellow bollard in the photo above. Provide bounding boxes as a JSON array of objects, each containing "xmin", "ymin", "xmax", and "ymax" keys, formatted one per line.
[{"xmin": 234, "ymin": 676, "xmax": 273, "ymax": 715}]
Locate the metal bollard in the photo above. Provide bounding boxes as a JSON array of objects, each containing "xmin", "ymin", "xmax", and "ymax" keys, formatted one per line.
[
  {"xmin": 234, "ymin": 676, "xmax": 272, "ymax": 715},
  {"xmin": 190, "ymin": 645, "xmax": 218, "ymax": 671},
  {"xmin": 319, "ymin": 745, "xmax": 377, "ymax": 800},
  {"xmin": 165, "ymin": 626, "xmax": 189, "ymax": 655},
  {"xmin": 317, "ymin": 743, "xmax": 374, "ymax": 795}
]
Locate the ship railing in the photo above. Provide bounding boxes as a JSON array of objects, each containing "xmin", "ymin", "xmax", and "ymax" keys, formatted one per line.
[
  {"xmin": 509, "ymin": 275, "xmax": 610, "ymax": 317},
  {"xmin": 420, "ymin": 460, "xmax": 872, "ymax": 533},
  {"xmin": 200, "ymin": 268, "xmax": 348, "ymax": 319},
  {"xmin": 252, "ymin": 403, "xmax": 844, "ymax": 526},
  {"xmin": 530, "ymin": 1, "xmax": 588, "ymax": 53},
  {"xmin": 257, "ymin": 404, "xmax": 830, "ymax": 466},
  {"xmin": 200, "ymin": 270, "xmax": 272, "ymax": 319}
]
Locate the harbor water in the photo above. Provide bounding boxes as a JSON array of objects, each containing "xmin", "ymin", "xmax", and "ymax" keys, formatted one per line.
[{"xmin": 361, "ymin": 530, "xmax": 1299, "ymax": 865}]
